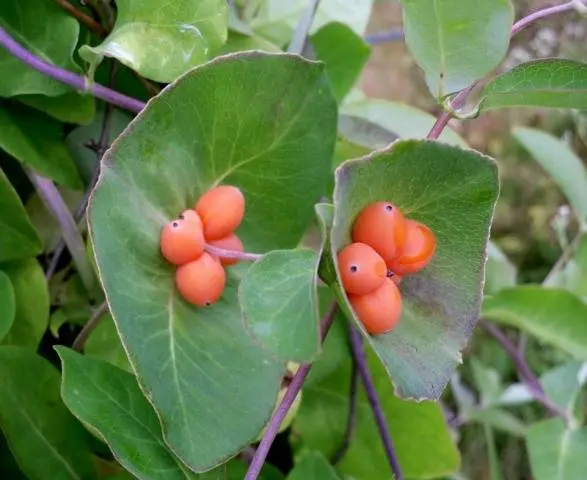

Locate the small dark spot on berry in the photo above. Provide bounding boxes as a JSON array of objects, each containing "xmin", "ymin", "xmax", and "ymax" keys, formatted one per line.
[
  {"xmin": 205, "ymin": 302, "xmax": 211, "ymax": 306},
  {"xmin": 385, "ymin": 204, "xmax": 393, "ymax": 212},
  {"xmin": 350, "ymin": 265, "xmax": 358, "ymax": 273},
  {"xmin": 179, "ymin": 213, "xmax": 185, "ymax": 220},
  {"xmin": 172, "ymin": 221, "xmax": 179, "ymax": 228}
]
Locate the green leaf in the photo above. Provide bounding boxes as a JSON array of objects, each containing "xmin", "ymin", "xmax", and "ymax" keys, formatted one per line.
[
  {"xmin": 484, "ymin": 425, "xmax": 503, "ymax": 480},
  {"xmin": 513, "ymin": 127, "xmax": 587, "ymax": 225},
  {"xmin": 466, "ymin": 408, "xmax": 526, "ymax": 437},
  {"xmin": 287, "ymin": 451, "xmax": 340, "ymax": 480},
  {"xmin": 480, "ymin": 59, "xmax": 587, "ymax": 111},
  {"xmin": 215, "ymin": 31, "xmax": 281, "ymax": 56},
  {"xmin": 240, "ymin": 249, "xmax": 320, "ymax": 362},
  {"xmin": 1, "ymin": 259, "xmax": 49, "ymax": 349},
  {"xmin": 541, "ymin": 361, "xmax": 586, "ymax": 422},
  {"xmin": 527, "ymin": 419, "xmax": 587, "ymax": 480},
  {"xmin": 310, "ymin": 22, "xmax": 371, "ymax": 103},
  {"xmin": 398, "ymin": 0, "xmax": 514, "ymax": 98},
  {"xmin": 0, "ymin": 347, "xmax": 96, "ymax": 480},
  {"xmin": 0, "ymin": 0, "xmax": 81, "ymax": 97},
  {"xmin": 0, "ymin": 271, "xmax": 15, "ymax": 342},
  {"xmin": 0, "ymin": 168, "xmax": 43, "ymax": 262},
  {"xmin": 0, "ymin": 104, "xmax": 82, "ymax": 188},
  {"xmin": 545, "ymin": 234, "xmax": 587, "ymax": 298},
  {"xmin": 485, "ymin": 241, "xmax": 517, "ymax": 295},
  {"xmin": 84, "ymin": 313, "xmax": 131, "ymax": 372},
  {"xmin": 331, "ymin": 140, "xmax": 499, "ymax": 399},
  {"xmin": 293, "ymin": 350, "xmax": 460, "ymax": 479},
  {"xmin": 79, "ymin": 0, "xmax": 228, "ymax": 83},
  {"xmin": 57, "ymin": 348, "xmax": 198, "ymax": 480},
  {"xmin": 482, "ymin": 286, "xmax": 587, "ymax": 360},
  {"xmin": 341, "ymin": 95, "xmax": 467, "ymax": 147},
  {"xmin": 470, "ymin": 357, "xmax": 503, "ymax": 407},
  {"xmin": 250, "ymin": 0, "xmax": 373, "ymax": 47},
  {"xmin": 88, "ymin": 52, "xmax": 337, "ymax": 471},
  {"xmin": 0, "ymin": 432, "xmax": 27, "ymax": 479},
  {"xmin": 17, "ymin": 93, "xmax": 96, "ymax": 126}
]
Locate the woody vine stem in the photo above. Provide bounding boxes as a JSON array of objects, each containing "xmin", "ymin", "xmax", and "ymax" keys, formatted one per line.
[{"xmin": 0, "ymin": 1, "xmax": 583, "ymax": 479}]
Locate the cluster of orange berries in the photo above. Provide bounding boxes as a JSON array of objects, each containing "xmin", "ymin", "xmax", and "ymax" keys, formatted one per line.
[
  {"xmin": 338, "ymin": 202, "xmax": 436, "ymax": 336},
  {"xmin": 159, "ymin": 186, "xmax": 245, "ymax": 307}
]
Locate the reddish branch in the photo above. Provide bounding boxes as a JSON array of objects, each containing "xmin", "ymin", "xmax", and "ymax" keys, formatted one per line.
[{"xmin": 53, "ymin": 0, "xmax": 108, "ymax": 37}]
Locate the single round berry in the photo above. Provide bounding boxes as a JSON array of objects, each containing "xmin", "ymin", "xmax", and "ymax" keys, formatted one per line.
[
  {"xmin": 195, "ymin": 185, "xmax": 245, "ymax": 240},
  {"xmin": 348, "ymin": 278, "xmax": 402, "ymax": 335},
  {"xmin": 179, "ymin": 209, "xmax": 203, "ymax": 229},
  {"xmin": 160, "ymin": 218, "xmax": 205, "ymax": 265},
  {"xmin": 387, "ymin": 220, "xmax": 436, "ymax": 275},
  {"xmin": 338, "ymin": 243, "xmax": 387, "ymax": 295},
  {"xmin": 175, "ymin": 253, "xmax": 226, "ymax": 307},
  {"xmin": 352, "ymin": 202, "xmax": 406, "ymax": 264},
  {"xmin": 207, "ymin": 233, "xmax": 244, "ymax": 266}
]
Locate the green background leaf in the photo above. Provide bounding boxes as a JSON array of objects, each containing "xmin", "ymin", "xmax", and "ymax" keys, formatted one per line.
[
  {"xmin": 0, "ymin": 259, "xmax": 49, "ymax": 349},
  {"xmin": 481, "ymin": 59, "xmax": 587, "ymax": 111},
  {"xmin": 513, "ymin": 127, "xmax": 587, "ymax": 226},
  {"xmin": 331, "ymin": 140, "xmax": 499, "ymax": 399},
  {"xmin": 80, "ymin": 0, "xmax": 228, "ymax": 83},
  {"xmin": 58, "ymin": 349, "xmax": 197, "ymax": 480},
  {"xmin": 84, "ymin": 313, "xmax": 131, "ymax": 372},
  {"xmin": 287, "ymin": 451, "xmax": 340, "ymax": 480},
  {"xmin": 545, "ymin": 234, "xmax": 587, "ymax": 298},
  {"xmin": 0, "ymin": 271, "xmax": 15, "ymax": 343},
  {"xmin": 88, "ymin": 52, "xmax": 337, "ymax": 471},
  {"xmin": 17, "ymin": 93, "xmax": 96, "ymax": 126},
  {"xmin": 482, "ymin": 286, "xmax": 587, "ymax": 360},
  {"xmin": 527, "ymin": 419, "xmax": 587, "ymax": 480},
  {"xmin": 0, "ymin": 168, "xmax": 43, "ymax": 262},
  {"xmin": 0, "ymin": 347, "xmax": 96, "ymax": 480},
  {"xmin": 0, "ymin": 0, "xmax": 81, "ymax": 97},
  {"xmin": 485, "ymin": 241, "xmax": 517, "ymax": 295},
  {"xmin": 240, "ymin": 249, "xmax": 321, "ymax": 362},
  {"xmin": 0, "ymin": 104, "xmax": 82, "ymax": 188},
  {"xmin": 399, "ymin": 0, "xmax": 514, "ymax": 97}
]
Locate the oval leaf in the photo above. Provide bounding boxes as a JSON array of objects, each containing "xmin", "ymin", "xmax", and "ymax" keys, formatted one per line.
[
  {"xmin": 399, "ymin": 0, "xmax": 514, "ymax": 97},
  {"xmin": 0, "ymin": 347, "xmax": 96, "ymax": 480},
  {"xmin": 0, "ymin": 168, "xmax": 43, "ymax": 262},
  {"xmin": 485, "ymin": 241, "xmax": 517, "ymax": 295},
  {"xmin": 0, "ymin": 271, "xmax": 15, "ymax": 342},
  {"xmin": 513, "ymin": 127, "xmax": 587, "ymax": 226},
  {"xmin": 240, "ymin": 249, "xmax": 320, "ymax": 362},
  {"xmin": 88, "ymin": 52, "xmax": 337, "ymax": 470},
  {"xmin": 331, "ymin": 140, "xmax": 499, "ymax": 399},
  {"xmin": 17, "ymin": 92, "xmax": 96, "ymax": 126},
  {"xmin": 482, "ymin": 286, "xmax": 587, "ymax": 360},
  {"xmin": 57, "ymin": 348, "xmax": 196, "ymax": 480},
  {"xmin": 1, "ymin": 259, "xmax": 49, "ymax": 349},
  {"xmin": 544, "ymin": 234, "xmax": 587, "ymax": 298},
  {"xmin": 84, "ymin": 313, "xmax": 131, "ymax": 372},
  {"xmin": 481, "ymin": 59, "xmax": 587, "ymax": 111},
  {"xmin": 0, "ymin": 0, "xmax": 81, "ymax": 97},
  {"xmin": 287, "ymin": 452, "xmax": 340, "ymax": 480},
  {"xmin": 80, "ymin": 0, "xmax": 228, "ymax": 83}
]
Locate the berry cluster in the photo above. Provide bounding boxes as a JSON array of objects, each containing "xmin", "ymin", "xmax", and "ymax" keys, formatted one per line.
[
  {"xmin": 338, "ymin": 202, "xmax": 436, "ymax": 336},
  {"xmin": 159, "ymin": 186, "xmax": 245, "ymax": 307}
]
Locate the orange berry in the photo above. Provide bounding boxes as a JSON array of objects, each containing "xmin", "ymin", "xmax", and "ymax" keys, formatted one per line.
[
  {"xmin": 338, "ymin": 243, "xmax": 387, "ymax": 295},
  {"xmin": 175, "ymin": 253, "xmax": 226, "ymax": 307},
  {"xmin": 207, "ymin": 233, "xmax": 244, "ymax": 266},
  {"xmin": 352, "ymin": 202, "xmax": 406, "ymax": 264},
  {"xmin": 160, "ymin": 218, "xmax": 205, "ymax": 265},
  {"xmin": 348, "ymin": 278, "xmax": 402, "ymax": 335},
  {"xmin": 179, "ymin": 209, "xmax": 203, "ymax": 229},
  {"xmin": 195, "ymin": 185, "xmax": 245, "ymax": 240},
  {"xmin": 387, "ymin": 220, "xmax": 436, "ymax": 275}
]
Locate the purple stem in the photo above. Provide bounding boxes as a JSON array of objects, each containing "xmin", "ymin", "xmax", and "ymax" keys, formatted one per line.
[
  {"xmin": 426, "ymin": 0, "xmax": 584, "ymax": 140},
  {"xmin": 0, "ymin": 25, "xmax": 145, "ymax": 114},
  {"xmin": 331, "ymin": 354, "xmax": 359, "ymax": 464},
  {"xmin": 26, "ymin": 170, "xmax": 96, "ymax": 294},
  {"xmin": 245, "ymin": 303, "xmax": 338, "ymax": 480},
  {"xmin": 348, "ymin": 325, "xmax": 403, "ymax": 480},
  {"xmin": 204, "ymin": 244, "xmax": 263, "ymax": 262},
  {"xmin": 479, "ymin": 320, "xmax": 570, "ymax": 421},
  {"xmin": 364, "ymin": 29, "xmax": 405, "ymax": 45}
]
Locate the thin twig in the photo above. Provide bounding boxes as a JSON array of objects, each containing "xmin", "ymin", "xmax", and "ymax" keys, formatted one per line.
[
  {"xmin": 205, "ymin": 244, "xmax": 263, "ymax": 262},
  {"xmin": 479, "ymin": 320, "xmax": 570, "ymax": 421},
  {"xmin": 348, "ymin": 325, "xmax": 403, "ymax": 480},
  {"xmin": 53, "ymin": 0, "xmax": 107, "ymax": 36},
  {"xmin": 72, "ymin": 301, "xmax": 108, "ymax": 351},
  {"xmin": 331, "ymin": 355, "xmax": 359, "ymax": 464},
  {"xmin": 426, "ymin": 0, "xmax": 584, "ymax": 140},
  {"xmin": 0, "ymin": 25, "xmax": 145, "ymax": 113},
  {"xmin": 245, "ymin": 303, "xmax": 338, "ymax": 480},
  {"xmin": 288, "ymin": 0, "xmax": 321, "ymax": 54},
  {"xmin": 27, "ymin": 170, "xmax": 96, "ymax": 294}
]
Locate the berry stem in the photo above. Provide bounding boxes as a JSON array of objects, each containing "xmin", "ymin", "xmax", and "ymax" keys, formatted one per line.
[
  {"xmin": 205, "ymin": 244, "xmax": 263, "ymax": 262},
  {"xmin": 244, "ymin": 303, "xmax": 338, "ymax": 480},
  {"xmin": 348, "ymin": 324, "xmax": 404, "ymax": 480},
  {"xmin": 72, "ymin": 301, "xmax": 109, "ymax": 351},
  {"xmin": 426, "ymin": 0, "xmax": 585, "ymax": 140}
]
